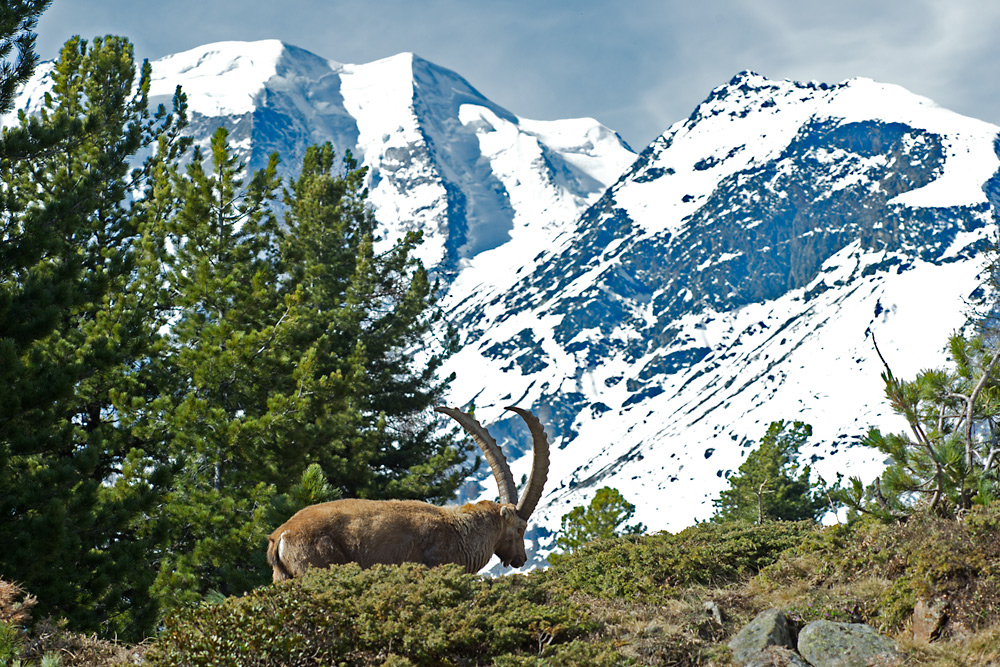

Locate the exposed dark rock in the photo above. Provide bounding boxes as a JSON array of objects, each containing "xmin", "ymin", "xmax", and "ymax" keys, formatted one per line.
[{"xmin": 911, "ymin": 598, "xmax": 948, "ymax": 643}]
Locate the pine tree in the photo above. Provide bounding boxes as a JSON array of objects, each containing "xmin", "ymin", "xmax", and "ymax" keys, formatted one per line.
[
  {"xmin": 0, "ymin": 1, "xmax": 50, "ymax": 113},
  {"xmin": 0, "ymin": 35, "xmax": 187, "ymax": 639},
  {"xmin": 277, "ymin": 144, "xmax": 467, "ymax": 503},
  {"xmin": 839, "ymin": 333, "xmax": 1000, "ymax": 520},
  {"xmin": 149, "ymin": 127, "xmax": 287, "ymax": 607},
  {"xmin": 555, "ymin": 486, "xmax": 645, "ymax": 553},
  {"xmin": 712, "ymin": 421, "xmax": 827, "ymax": 524},
  {"xmin": 149, "ymin": 139, "xmax": 469, "ymax": 608}
]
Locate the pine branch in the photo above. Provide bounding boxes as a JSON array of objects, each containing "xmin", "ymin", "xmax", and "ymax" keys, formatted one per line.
[
  {"xmin": 871, "ymin": 329, "xmax": 945, "ymax": 510},
  {"xmin": 964, "ymin": 347, "xmax": 1000, "ymax": 469}
]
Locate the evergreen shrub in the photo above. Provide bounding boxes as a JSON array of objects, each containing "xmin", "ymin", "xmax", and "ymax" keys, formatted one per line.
[
  {"xmin": 758, "ymin": 502, "xmax": 1000, "ymax": 632},
  {"xmin": 548, "ymin": 520, "xmax": 815, "ymax": 602},
  {"xmin": 145, "ymin": 563, "xmax": 625, "ymax": 667},
  {"xmin": 0, "ymin": 619, "xmax": 24, "ymax": 664}
]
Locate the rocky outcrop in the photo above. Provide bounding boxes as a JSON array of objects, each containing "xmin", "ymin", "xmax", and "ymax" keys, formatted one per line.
[
  {"xmin": 729, "ymin": 609, "xmax": 901, "ymax": 667},
  {"xmin": 797, "ymin": 621, "xmax": 900, "ymax": 667},
  {"xmin": 728, "ymin": 609, "xmax": 796, "ymax": 665},
  {"xmin": 911, "ymin": 598, "xmax": 948, "ymax": 643}
]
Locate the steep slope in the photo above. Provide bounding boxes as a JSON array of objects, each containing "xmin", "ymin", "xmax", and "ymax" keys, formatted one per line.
[
  {"xmin": 439, "ymin": 72, "xmax": 1000, "ymax": 568},
  {"xmin": 144, "ymin": 40, "xmax": 635, "ymax": 271}
]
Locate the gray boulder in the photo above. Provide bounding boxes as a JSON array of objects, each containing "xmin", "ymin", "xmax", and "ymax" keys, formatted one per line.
[
  {"xmin": 797, "ymin": 621, "xmax": 900, "ymax": 667},
  {"xmin": 729, "ymin": 609, "xmax": 795, "ymax": 665},
  {"xmin": 745, "ymin": 646, "xmax": 811, "ymax": 667}
]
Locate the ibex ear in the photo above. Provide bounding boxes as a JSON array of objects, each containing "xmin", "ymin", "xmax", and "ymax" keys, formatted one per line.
[{"xmin": 500, "ymin": 506, "xmax": 516, "ymax": 521}]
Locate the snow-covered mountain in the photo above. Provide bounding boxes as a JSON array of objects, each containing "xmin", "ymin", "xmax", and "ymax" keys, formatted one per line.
[
  {"xmin": 11, "ymin": 41, "xmax": 1000, "ymax": 570},
  {"xmin": 6, "ymin": 40, "xmax": 634, "ymax": 272},
  {"xmin": 439, "ymin": 71, "xmax": 1000, "ymax": 570},
  {"xmin": 132, "ymin": 52, "xmax": 1000, "ymax": 569},
  {"xmin": 143, "ymin": 40, "xmax": 635, "ymax": 273}
]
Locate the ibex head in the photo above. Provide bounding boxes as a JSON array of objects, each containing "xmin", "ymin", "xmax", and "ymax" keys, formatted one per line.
[
  {"xmin": 266, "ymin": 405, "xmax": 549, "ymax": 579},
  {"xmin": 435, "ymin": 405, "xmax": 549, "ymax": 569}
]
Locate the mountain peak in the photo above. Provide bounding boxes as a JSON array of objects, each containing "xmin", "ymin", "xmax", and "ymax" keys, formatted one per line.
[
  {"xmin": 153, "ymin": 39, "xmax": 291, "ymax": 75},
  {"xmin": 352, "ymin": 50, "xmax": 418, "ymax": 71},
  {"xmin": 440, "ymin": 69, "xmax": 1000, "ymax": 566},
  {"xmin": 149, "ymin": 39, "xmax": 291, "ymax": 116},
  {"xmin": 726, "ymin": 69, "xmax": 767, "ymax": 86},
  {"xmin": 143, "ymin": 39, "xmax": 635, "ymax": 272}
]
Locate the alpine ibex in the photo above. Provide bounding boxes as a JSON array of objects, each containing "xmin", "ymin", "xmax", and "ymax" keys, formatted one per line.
[{"xmin": 266, "ymin": 406, "xmax": 549, "ymax": 580}]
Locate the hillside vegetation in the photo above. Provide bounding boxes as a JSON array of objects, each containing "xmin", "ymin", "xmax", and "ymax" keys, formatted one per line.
[
  {"xmin": 6, "ymin": 504, "xmax": 1000, "ymax": 666},
  {"xmin": 5, "ymin": 7, "xmax": 1000, "ymax": 667}
]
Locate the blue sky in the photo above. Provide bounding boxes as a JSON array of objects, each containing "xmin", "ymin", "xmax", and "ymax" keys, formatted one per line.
[{"xmin": 35, "ymin": 0, "xmax": 1000, "ymax": 149}]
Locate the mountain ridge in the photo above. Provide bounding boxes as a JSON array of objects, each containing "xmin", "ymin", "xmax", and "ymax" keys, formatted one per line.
[
  {"xmin": 141, "ymin": 40, "xmax": 637, "ymax": 273},
  {"xmin": 437, "ymin": 68, "xmax": 999, "ymax": 569},
  {"xmin": 8, "ymin": 42, "xmax": 999, "ymax": 571}
]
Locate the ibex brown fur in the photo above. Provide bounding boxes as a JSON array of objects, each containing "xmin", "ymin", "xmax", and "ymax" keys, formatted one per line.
[{"xmin": 267, "ymin": 406, "xmax": 549, "ymax": 580}]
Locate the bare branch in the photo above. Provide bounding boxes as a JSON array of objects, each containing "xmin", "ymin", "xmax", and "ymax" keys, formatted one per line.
[
  {"xmin": 871, "ymin": 329, "xmax": 945, "ymax": 510},
  {"xmin": 964, "ymin": 347, "xmax": 1000, "ymax": 469}
]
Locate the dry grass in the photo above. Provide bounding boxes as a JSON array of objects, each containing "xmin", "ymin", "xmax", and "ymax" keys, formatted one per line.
[
  {"xmin": 1, "ymin": 578, "xmax": 144, "ymax": 667},
  {"xmin": 577, "ymin": 577, "xmax": 1000, "ymax": 667},
  {"xmin": 578, "ymin": 593, "xmax": 730, "ymax": 665},
  {"xmin": 21, "ymin": 619, "xmax": 147, "ymax": 667},
  {"xmin": 0, "ymin": 579, "xmax": 37, "ymax": 627},
  {"xmin": 895, "ymin": 625, "xmax": 1000, "ymax": 667}
]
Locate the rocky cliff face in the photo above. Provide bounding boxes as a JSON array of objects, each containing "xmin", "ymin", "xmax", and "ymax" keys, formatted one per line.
[{"xmin": 438, "ymin": 72, "xmax": 999, "ymax": 568}]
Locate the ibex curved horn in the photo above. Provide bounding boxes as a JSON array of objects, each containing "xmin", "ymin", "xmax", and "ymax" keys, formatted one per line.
[
  {"xmin": 435, "ymin": 406, "xmax": 517, "ymax": 506},
  {"xmin": 266, "ymin": 405, "xmax": 551, "ymax": 578},
  {"xmin": 505, "ymin": 406, "xmax": 550, "ymax": 520}
]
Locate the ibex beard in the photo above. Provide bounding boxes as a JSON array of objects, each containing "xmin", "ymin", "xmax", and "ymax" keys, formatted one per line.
[{"xmin": 267, "ymin": 405, "xmax": 549, "ymax": 580}]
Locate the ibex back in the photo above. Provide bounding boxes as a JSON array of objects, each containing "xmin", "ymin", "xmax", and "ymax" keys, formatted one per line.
[{"xmin": 267, "ymin": 406, "xmax": 549, "ymax": 580}]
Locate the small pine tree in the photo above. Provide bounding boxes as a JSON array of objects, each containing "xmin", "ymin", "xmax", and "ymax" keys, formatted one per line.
[
  {"xmin": 555, "ymin": 487, "xmax": 645, "ymax": 553},
  {"xmin": 276, "ymin": 144, "xmax": 467, "ymax": 503},
  {"xmin": 712, "ymin": 421, "xmax": 827, "ymax": 524},
  {"xmin": 840, "ymin": 191, "xmax": 1000, "ymax": 521},
  {"xmin": 838, "ymin": 333, "xmax": 1000, "ymax": 520}
]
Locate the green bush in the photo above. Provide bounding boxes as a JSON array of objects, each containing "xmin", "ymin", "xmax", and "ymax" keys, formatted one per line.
[
  {"xmin": 548, "ymin": 520, "xmax": 816, "ymax": 602},
  {"xmin": 24, "ymin": 506, "xmax": 1000, "ymax": 665},
  {"xmin": 0, "ymin": 619, "xmax": 25, "ymax": 664},
  {"xmin": 760, "ymin": 503, "xmax": 1000, "ymax": 632},
  {"xmin": 145, "ymin": 563, "xmax": 625, "ymax": 666}
]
